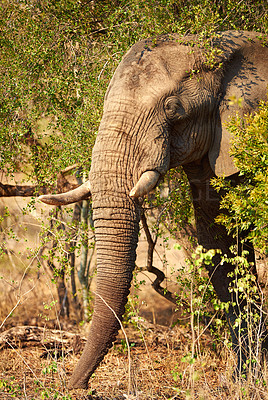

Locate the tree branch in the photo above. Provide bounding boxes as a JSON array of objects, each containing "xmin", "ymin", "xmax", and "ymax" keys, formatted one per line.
[
  {"xmin": 141, "ymin": 213, "xmax": 178, "ymax": 305},
  {"xmin": 0, "ymin": 165, "xmax": 79, "ymax": 198}
]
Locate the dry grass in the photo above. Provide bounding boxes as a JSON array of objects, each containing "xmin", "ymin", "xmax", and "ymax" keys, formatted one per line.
[
  {"xmin": 0, "ymin": 325, "xmax": 267, "ymax": 399},
  {"xmin": 0, "ymin": 282, "xmax": 267, "ymax": 400}
]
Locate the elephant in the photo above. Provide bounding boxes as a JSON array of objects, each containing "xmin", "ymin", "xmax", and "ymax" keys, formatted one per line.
[{"xmin": 40, "ymin": 31, "xmax": 268, "ymax": 389}]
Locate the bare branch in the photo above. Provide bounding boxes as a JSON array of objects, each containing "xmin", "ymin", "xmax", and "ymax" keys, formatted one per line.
[
  {"xmin": 141, "ymin": 213, "xmax": 178, "ymax": 305},
  {"xmin": 0, "ymin": 165, "xmax": 79, "ymax": 198}
]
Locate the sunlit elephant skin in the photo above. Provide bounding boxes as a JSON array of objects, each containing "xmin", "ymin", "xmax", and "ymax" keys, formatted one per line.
[{"xmin": 40, "ymin": 31, "xmax": 268, "ymax": 389}]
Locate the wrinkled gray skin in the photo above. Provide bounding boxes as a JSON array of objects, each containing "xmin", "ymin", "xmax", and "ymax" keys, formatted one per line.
[{"xmin": 40, "ymin": 31, "xmax": 268, "ymax": 389}]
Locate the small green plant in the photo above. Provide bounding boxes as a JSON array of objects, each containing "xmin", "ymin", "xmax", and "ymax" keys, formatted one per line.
[
  {"xmin": 222, "ymin": 249, "xmax": 266, "ymax": 378},
  {"xmin": 123, "ymin": 267, "xmax": 146, "ymax": 329},
  {"xmin": 33, "ymin": 377, "xmax": 74, "ymax": 399},
  {"xmin": 116, "ymin": 339, "xmax": 136, "ymax": 354},
  {"xmin": 175, "ymin": 246, "xmax": 222, "ymax": 323},
  {"xmin": 0, "ymin": 378, "xmax": 23, "ymax": 398},
  {"xmin": 171, "ymin": 364, "xmax": 182, "ymax": 382},
  {"xmin": 42, "ymin": 360, "xmax": 58, "ymax": 375}
]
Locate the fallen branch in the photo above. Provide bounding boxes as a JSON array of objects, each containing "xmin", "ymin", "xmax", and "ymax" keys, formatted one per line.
[{"xmin": 0, "ymin": 325, "xmax": 86, "ymax": 354}]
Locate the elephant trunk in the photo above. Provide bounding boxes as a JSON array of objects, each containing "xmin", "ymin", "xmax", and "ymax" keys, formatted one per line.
[
  {"xmin": 66, "ymin": 100, "xmax": 167, "ymax": 388},
  {"xmin": 69, "ymin": 200, "xmax": 140, "ymax": 389}
]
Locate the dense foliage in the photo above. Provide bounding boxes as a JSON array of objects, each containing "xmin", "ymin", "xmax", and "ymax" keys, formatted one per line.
[
  {"xmin": 0, "ymin": 0, "xmax": 267, "ymax": 185},
  {"xmin": 213, "ymin": 101, "xmax": 268, "ymax": 254}
]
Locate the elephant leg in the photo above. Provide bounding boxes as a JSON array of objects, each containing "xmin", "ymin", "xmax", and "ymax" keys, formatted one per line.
[{"xmin": 185, "ymin": 166, "xmax": 268, "ymax": 376}]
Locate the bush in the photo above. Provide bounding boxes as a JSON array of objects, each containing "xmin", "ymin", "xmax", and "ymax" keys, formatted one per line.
[{"xmin": 212, "ymin": 100, "xmax": 268, "ymax": 254}]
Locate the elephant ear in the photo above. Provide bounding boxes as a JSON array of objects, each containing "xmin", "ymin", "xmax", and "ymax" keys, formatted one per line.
[
  {"xmin": 208, "ymin": 31, "xmax": 268, "ymax": 177},
  {"xmin": 208, "ymin": 106, "xmax": 239, "ymax": 177}
]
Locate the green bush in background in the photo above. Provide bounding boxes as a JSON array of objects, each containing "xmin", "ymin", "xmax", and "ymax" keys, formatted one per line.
[{"xmin": 213, "ymin": 101, "xmax": 268, "ymax": 254}]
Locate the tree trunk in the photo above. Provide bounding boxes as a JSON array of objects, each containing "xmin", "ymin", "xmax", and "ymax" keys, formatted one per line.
[
  {"xmin": 47, "ymin": 208, "xmax": 70, "ymax": 318},
  {"xmin": 0, "ymin": 325, "xmax": 86, "ymax": 352},
  {"xmin": 77, "ymin": 199, "xmax": 90, "ymax": 321},
  {"xmin": 57, "ymin": 273, "xmax": 70, "ymax": 318}
]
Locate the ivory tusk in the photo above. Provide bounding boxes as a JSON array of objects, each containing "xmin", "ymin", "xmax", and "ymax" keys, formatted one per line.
[
  {"xmin": 39, "ymin": 181, "xmax": 92, "ymax": 206},
  {"xmin": 129, "ymin": 170, "xmax": 160, "ymax": 198}
]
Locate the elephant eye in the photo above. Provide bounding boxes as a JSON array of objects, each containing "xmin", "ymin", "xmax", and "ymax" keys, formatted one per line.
[{"xmin": 164, "ymin": 96, "xmax": 185, "ymax": 120}]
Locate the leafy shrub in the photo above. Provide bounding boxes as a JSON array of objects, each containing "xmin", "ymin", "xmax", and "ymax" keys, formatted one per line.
[{"xmin": 212, "ymin": 100, "xmax": 268, "ymax": 254}]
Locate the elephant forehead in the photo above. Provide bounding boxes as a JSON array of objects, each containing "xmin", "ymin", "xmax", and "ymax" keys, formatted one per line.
[{"xmin": 106, "ymin": 42, "xmax": 195, "ymax": 101}]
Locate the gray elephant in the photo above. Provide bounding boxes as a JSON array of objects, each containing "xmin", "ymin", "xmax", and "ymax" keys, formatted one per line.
[{"xmin": 40, "ymin": 31, "xmax": 268, "ymax": 389}]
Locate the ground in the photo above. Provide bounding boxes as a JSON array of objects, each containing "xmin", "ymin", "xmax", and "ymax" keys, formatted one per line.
[
  {"xmin": 0, "ymin": 321, "xmax": 249, "ymax": 400},
  {"xmin": 0, "ymin": 197, "xmax": 267, "ymax": 399},
  {"xmin": 1, "ymin": 269, "xmax": 267, "ymax": 400}
]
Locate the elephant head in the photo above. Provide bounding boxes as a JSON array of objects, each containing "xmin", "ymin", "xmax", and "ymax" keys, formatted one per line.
[{"xmin": 40, "ymin": 31, "xmax": 268, "ymax": 388}]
